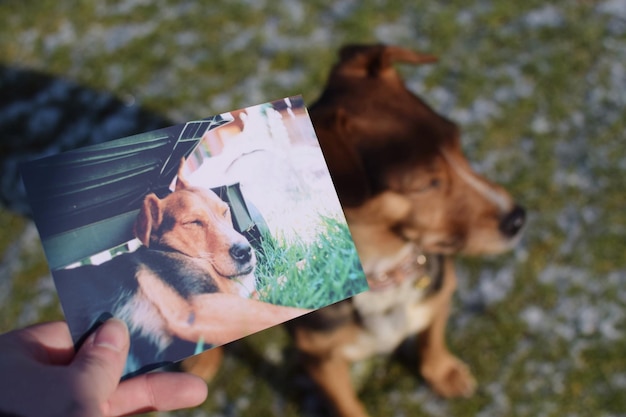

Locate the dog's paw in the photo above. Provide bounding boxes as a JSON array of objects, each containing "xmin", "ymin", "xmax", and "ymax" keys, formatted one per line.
[{"xmin": 421, "ymin": 354, "xmax": 477, "ymax": 398}]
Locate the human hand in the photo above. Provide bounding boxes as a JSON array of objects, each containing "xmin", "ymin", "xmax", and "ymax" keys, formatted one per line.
[{"xmin": 0, "ymin": 319, "xmax": 208, "ymax": 417}]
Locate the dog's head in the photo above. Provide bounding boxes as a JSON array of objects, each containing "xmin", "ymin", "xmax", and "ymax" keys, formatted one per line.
[
  {"xmin": 134, "ymin": 162, "xmax": 256, "ymax": 295},
  {"xmin": 312, "ymin": 44, "xmax": 525, "ymax": 261}
]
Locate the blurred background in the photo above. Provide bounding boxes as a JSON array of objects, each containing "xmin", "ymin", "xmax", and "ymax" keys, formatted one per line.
[{"xmin": 1, "ymin": 1, "xmax": 624, "ymax": 416}]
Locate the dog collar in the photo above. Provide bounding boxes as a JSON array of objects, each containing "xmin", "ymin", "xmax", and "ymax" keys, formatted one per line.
[{"xmin": 366, "ymin": 247, "xmax": 432, "ymax": 292}]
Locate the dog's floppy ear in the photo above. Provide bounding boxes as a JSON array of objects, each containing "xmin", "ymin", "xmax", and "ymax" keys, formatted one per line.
[
  {"xmin": 134, "ymin": 193, "xmax": 162, "ymax": 247},
  {"xmin": 337, "ymin": 44, "xmax": 437, "ymax": 79},
  {"xmin": 175, "ymin": 157, "xmax": 192, "ymax": 191},
  {"xmin": 316, "ymin": 108, "xmax": 371, "ymax": 207}
]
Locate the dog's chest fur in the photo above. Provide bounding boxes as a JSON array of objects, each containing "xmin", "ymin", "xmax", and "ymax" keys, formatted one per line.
[
  {"xmin": 341, "ymin": 252, "xmax": 443, "ymax": 362},
  {"xmin": 115, "ymin": 273, "xmax": 172, "ymax": 352}
]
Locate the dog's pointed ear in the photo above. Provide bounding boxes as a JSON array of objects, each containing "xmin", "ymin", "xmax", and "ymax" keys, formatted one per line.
[
  {"xmin": 175, "ymin": 157, "xmax": 192, "ymax": 191},
  {"xmin": 337, "ymin": 44, "xmax": 437, "ymax": 79},
  {"xmin": 134, "ymin": 193, "xmax": 162, "ymax": 247},
  {"xmin": 379, "ymin": 45, "xmax": 438, "ymax": 68},
  {"xmin": 316, "ymin": 108, "xmax": 371, "ymax": 207}
]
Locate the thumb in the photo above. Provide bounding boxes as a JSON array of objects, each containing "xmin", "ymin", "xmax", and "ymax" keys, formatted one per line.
[{"xmin": 71, "ymin": 318, "xmax": 130, "ymax": 408}]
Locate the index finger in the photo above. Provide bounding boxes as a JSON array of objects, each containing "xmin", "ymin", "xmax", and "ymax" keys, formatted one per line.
[{"xmin": 103, "ymin": 372, "xmax": 208, "ymax": 416}]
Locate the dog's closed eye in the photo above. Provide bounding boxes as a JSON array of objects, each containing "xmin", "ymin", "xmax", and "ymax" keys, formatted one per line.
[{"xmin": 183, "ymin": 219, "xmax": 203, "ymax": 227}]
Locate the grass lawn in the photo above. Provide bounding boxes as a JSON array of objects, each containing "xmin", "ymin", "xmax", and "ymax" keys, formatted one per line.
[{"xmin": 1, "ymin": 1, "xmax": 624, "ymax": 416}]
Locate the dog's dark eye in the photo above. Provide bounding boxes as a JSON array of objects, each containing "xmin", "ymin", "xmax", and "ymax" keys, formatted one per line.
[
  {"xmin": 411, "ymin": 178, "xmax": 441, "ymax": 194},
  {"xmin": 222, "ymin": 207, "xmax": 230, "ymax": 218}
]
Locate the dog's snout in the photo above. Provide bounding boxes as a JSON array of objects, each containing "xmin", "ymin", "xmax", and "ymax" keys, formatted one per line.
[
  {"xmin": 229, "ymin": 242, "xmax": 253, "ymax": 264},
  {"xmin": 499, "ymin": 205, "xmax": 526, "ymax": 238}
]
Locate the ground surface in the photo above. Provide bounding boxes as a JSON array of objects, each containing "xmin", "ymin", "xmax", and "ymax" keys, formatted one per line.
[{"xmin": 1, "ymin": 1, "xmax": 625, "ymax": 416}]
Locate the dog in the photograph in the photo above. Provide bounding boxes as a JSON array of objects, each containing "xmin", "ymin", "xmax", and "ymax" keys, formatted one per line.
[
  {"xmin": 288, "ymin": 44, "xmax": 526, "ymax": 417},
  {"xmin": 54, "ymin": 160, "xmax": 306, "ymax": 377}
]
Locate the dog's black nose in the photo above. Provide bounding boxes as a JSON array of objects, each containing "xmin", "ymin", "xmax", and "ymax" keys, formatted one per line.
[
  {"xmin": 230, "ymin": 242, "xmax": 253, "ymax": 264},
  {"xmin": 499, "ymin": 205, "xmax": 526, "ymax": 237}
]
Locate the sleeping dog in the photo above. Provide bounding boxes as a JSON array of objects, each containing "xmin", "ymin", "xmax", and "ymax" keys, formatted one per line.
[
  {"xmin": 54, "ymin": 160, "xmax": 307, "ymax": 377},
  {"xmin": 288, "ymin": 44, "xmax": 526, "ymax": 417}
]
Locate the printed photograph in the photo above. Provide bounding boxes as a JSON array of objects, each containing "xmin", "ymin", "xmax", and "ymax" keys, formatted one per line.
[{"xmin": 21, "ymin": 95, "xmax": 368, "ymax": 378}]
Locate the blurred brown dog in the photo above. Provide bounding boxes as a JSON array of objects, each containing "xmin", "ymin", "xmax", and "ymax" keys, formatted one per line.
[{"xmin": 287, "ymin": 44, "xmax": 526, "ymax": 417}]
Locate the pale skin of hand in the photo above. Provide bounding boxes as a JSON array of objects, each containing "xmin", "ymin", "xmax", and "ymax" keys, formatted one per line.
[{"xmin": 0, "ymin": 319, "xmax": 208, "ymax": 417}]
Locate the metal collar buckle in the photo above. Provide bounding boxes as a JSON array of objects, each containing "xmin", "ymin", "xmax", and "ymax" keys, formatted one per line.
[{"xmin": 367, "ymin": 249, "xmax": 431, "ymax": 291}]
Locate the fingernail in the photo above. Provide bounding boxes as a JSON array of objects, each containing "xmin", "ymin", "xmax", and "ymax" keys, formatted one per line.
[{"xmin": 93, "ymin": 318, "xmax": 128, "ymax": 352}]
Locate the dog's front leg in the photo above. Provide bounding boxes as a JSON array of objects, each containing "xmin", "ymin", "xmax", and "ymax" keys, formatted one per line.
[
  {"xmin": 293, "ymin": 326, "xmax": 369, "ymax": 417},
  {"xmin": 305, "ymin": 352, "xmax": 369, "ymax": 417},
  {"xmin": 136, "ymin": 268, "xmax": 310, "ymax": 345},
  {"xmin": 154, "ymin": 293, "xmax": 311, "ymax": 346},
  {"xmin": 417, "ymin": 257, "xmax": 476, "ymax": 397},
  {"xmin": 185, "ymin": 294, "xmax": 311, "ymax": 345}
]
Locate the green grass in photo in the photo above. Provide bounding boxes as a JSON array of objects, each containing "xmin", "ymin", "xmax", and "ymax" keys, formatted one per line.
[{"xmin": 254, "ymin": 216, "xmax": 367, "ymax": 310}]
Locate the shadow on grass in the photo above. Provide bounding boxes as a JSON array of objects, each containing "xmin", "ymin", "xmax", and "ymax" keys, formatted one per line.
[{"xmin": 0, "ymin": 65, "xmax": 171, "ymax": 216}]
